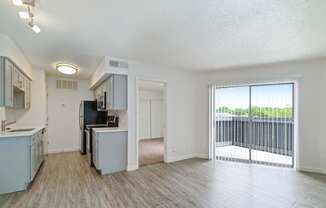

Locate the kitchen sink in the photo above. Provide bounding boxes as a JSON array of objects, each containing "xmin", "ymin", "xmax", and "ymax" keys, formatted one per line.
[{"xmin": 9, "ymin": 128, "xmax": 35, "ymax": 132}]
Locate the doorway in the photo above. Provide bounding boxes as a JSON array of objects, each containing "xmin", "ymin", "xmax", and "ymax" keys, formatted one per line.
[
  {"xmin": 213, "ymin": 83, "xmax": 295, "ymax": 167},
  {"xmin": 137, "ymin": 80, "xmax": 166, "ymax": 166}
]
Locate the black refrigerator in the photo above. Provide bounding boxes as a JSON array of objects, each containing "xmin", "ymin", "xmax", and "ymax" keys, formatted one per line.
[{"xmin": 79, "ymin": 100, "xmax": 107, "ymax": 154}]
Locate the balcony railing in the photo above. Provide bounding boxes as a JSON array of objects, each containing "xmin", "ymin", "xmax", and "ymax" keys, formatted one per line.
[{"xmin": 216, "ymin": 116, "xmax": 294, "ymax": 157}]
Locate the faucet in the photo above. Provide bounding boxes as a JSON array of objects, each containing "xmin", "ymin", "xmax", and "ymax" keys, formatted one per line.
[{"xmin": 1, "ymin": 120, "xmax": 6, "ymax": 132}]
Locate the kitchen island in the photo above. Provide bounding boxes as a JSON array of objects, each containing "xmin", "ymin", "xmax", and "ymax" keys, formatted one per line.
[{"xmin": 92, "ymin": 128, "xmax": 128, "ymax": 175}]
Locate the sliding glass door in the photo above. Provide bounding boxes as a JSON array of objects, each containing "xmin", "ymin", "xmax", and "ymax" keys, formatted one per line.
[
  {"xmin": 215, "ymin": 83, "xmax": 294, "ymax": 167},
  {"xmin": 215, "ymin": 86, "xmax": 250, "ymax": 161}
]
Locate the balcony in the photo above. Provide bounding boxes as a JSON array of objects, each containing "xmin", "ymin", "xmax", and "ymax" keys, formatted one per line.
[{"xmin": 216, "ymin": 116, "xmax": 294, "ymax": 167}]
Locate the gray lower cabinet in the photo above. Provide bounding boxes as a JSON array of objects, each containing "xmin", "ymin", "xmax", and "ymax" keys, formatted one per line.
[
  {"xmin": 0, "ymin": 128, "xmax": 45, "ymax": 195},
  {"xmin": 92, "ymin": 130, "xmax": 128, "ymax": 175}
]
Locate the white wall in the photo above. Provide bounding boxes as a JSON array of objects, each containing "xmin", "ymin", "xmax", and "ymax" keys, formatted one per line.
[
  {"xmin": 91, "ymin": 57, "xmax": 198, "ymax": 170},
  {"xmin": 319, "ymin": 69, "xmax": 326, "ymax": 172},
  {"xmin": 139, "ymin": 89, "xmax": 164, "ymax": 139},
  {"xmin": 0, "ymin": 34, "xmax": 32, "ymax": 78},
  {"xmin": 195, "ymin": 58, "xmax": 326, "ymax": 174},
  {"xmin": 130, "ymin": 63, "xmax": 197, "ymax": 168},
  {"xmin": 47, "ymin": 76, "xmax": 93, "ymax": 153},
  {"xmin": 0, "ymin": 33, "xmax": 37, "ymax": 125},
  {"xmin": 0, "ymin": 33, "xmax": 46, "ymax": 129},
  {"xmin": 12, "ymin": 69, "xmax": 47, "ymax": 126}
]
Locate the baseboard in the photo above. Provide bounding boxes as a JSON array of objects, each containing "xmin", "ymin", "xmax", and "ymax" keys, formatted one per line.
[
  {"xmin": 166, "ymin": 154, "xmax": 196, "ymax": 163},
  {"xmin": 193, "ymin": 153, "xmax": 209, "ymax": 159},
  {"xmin": 297, "ymin": 167, "xmax": 326, "ymax": 175},
  {"xmin": 48, "ymin": 147, "xmax": 80, "ymax": 154},
  {"xmin": 127, "ymin": 164, "xmax": 138, "ymax": 171}
]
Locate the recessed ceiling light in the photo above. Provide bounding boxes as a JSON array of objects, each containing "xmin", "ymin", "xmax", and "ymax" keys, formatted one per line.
[
  {"xmin": 56, "ymin": 64, "xmax": 78, "ymax": 75},
  {"xmin": 19, "ymin": 11, "xmax": 30, "ymax": 19},
  {"xmin": 13, "ymin": 0, "xmax": 24, "ymax": 6}
]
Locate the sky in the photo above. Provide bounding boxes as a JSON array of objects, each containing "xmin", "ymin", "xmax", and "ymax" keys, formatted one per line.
[{"xmin": 215, "ymin": 84, "xmax": 293, "ymax": 108}]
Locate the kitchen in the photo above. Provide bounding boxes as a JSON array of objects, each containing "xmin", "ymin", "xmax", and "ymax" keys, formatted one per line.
[
  {"xmin": 0, "ymin": 27, "xmax": 197, "ymax": 202},
  {"xmin": 4, "ymin": 0, "xmax": 326, "ymax": 207},
  {"xmin": 0, "ymin": 54, "xmax": 129, "ymax": 194}
]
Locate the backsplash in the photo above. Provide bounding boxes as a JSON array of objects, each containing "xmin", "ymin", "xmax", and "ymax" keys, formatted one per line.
[
  {"xmin": 108, "ymin": 110, "xmax": 128, "ymax": 129},
  {"xmin": 2, "ymin": 107, "xmax": 30, "ymax": 128},
  {"xmin": 0, "ymin": 107, "xmax": 5, "ymax": 121},
  {"xmin": 4, "ymin": 108, "xmax": 16, "ymax": 124}
]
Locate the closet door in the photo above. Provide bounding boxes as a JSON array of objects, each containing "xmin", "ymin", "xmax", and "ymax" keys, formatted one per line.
[
  {"xmin": 150, "ymin": 100, "xmax": 163, "ymax": 138},
  {"xmin": 139, "ymin": 100, "xmax": 151, "ymax": 139}
]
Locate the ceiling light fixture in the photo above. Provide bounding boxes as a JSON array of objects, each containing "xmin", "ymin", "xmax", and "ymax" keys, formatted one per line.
[
  {"xmin": 13, "ymin": 0, "xmax": 24, "ymax": 6},
  {"xmin": 19, "ymin": 7, "xmax": 33, "ymax": 19},
  {"xmin": 56, "ymin": 64, "xmax": 79, "ymax": 75},
  {"xmin": 13, "ymin": 0, "xmax": 35, "ymax": 6},
  {"xmin": 18, "ymin": 11, "xmax": 30, "ymax": 19},
  {"xmin": 14, "ymin": 0, "xmax": 40, "ymax": 33},
  {"xmin": 31, "ymin": 24, "xmax": 40, "ymax": 33},
  {"xmin": 28, "ymin": 20, "xmax": 40, "ymax": 33}
]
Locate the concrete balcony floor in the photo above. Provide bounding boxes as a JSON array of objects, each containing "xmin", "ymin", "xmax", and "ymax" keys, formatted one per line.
[{"xmin": 216, "ymin": 145, "xmax": 292, "ymax": 166}]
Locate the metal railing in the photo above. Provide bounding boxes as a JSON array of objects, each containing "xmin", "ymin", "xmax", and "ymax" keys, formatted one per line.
[{"xmin": 216, "ymin": 116, "xmax": 294, "ymax": 157}]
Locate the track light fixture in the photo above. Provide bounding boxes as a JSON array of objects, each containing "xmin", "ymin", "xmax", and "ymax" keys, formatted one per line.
[
  {"xmin": 13, "ymin": 0, "xmax": 40, "ymax": 34},
  {"xmin": 12, "ymin": 0, "xmax": 35, "ymax": 6}
]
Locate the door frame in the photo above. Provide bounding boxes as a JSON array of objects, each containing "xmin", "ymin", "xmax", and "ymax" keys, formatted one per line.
[
  {"xmin": 209, "ymin": 80, "xmax": 299, "ymax": 168},
  {"xmin": 135, "ymin": 77, "xmax": 168, "ymax": 168}
]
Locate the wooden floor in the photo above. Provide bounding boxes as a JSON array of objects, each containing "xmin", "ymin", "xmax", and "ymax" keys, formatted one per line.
[
  {"xmin": 139, "ymin": 138, "xmax": 164, "ymax": 166},
  {"xmin": 1, "ymin": 152, "xmax": 326, "ymax": 208}
]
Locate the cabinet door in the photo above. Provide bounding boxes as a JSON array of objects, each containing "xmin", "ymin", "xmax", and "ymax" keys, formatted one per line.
[
  {"xmin": 36, "ymin": 135, "xmax": 39, "ymax": 168},
  {"xmin": 19, "ymin": 73, "xmax": 25, "ymax": 91},
  {"xmin": 4, "ymin": 59, "xmax": 14, "ymax": 107},
  {"xmin": 111, "ymin": 74, "xmax": 127, "ymax": 110},
  {"xmin": 40, "ymin": 132, "xmax": 44, "ymax": 162},
  {"xmin": 31, "ymin": 138, "xmax": 37, "ymax": 180},
  {"xmin": 13, "ymin": 68, "xmax": 19, "ymax": 88},
  {"xmin": 106, "ymin": 76, "xmax": 113, "ymax": 109},
  {"xmin": 25, "ymin": 79, "xmax": 31, "ymax": 109},
  {"xmin": 38, "ymin": 134, "xmax": 42, "ymax": 167},
  {"xmin": 92, "ymin": 131, "xmax": 98, "ymax": 168}
]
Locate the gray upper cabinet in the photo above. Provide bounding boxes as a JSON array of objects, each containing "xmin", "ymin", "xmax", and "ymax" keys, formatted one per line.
[
  {"xmin": 0, "ymin": 57, "xmax": 31, "ymax": 109},
  {"xmin": 4, "ymin": 58, "xmax": 14, "ymax": 107},
  {"xmin": 13, "ymin": 66, "xmax": 25, "ymax": 91},
  {"xmin": 24, "ymin": 79, "xmax": 31, "ymax": 109},
  {"xmin": 94, "ymin": 74, "xmax": 128, "ymax": 110},
  {"xmin": 0, "ymin": 57, "xmax": 14, "ymax": 108},
  {"xmin": 107, "ymin": 74, "xmax": 128, "ymax": 110}
]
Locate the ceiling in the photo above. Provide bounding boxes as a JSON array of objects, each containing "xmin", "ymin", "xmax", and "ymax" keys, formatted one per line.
[{"xmin": 1, "ymin": 0, "xmax": 326, "ymax": 78}]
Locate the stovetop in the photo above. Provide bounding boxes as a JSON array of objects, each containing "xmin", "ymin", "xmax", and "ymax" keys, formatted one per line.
[{"xmin": 86, "ymin": 124, "xmax": 108, "ymax": 130}]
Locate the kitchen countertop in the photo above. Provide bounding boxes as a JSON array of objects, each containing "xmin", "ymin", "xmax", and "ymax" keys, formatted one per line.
[
  {"xmin": 92, "ymin": 127, "xmax": 128, "ymax": 133},
  {"xmin": 0, "ymin": 126, "xmax": 46, "ymax": 138}
]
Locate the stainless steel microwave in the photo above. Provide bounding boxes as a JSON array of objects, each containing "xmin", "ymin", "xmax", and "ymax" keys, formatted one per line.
[{"xmin": 97, "ymin": 91, "xmax": 107, "ymax": 111}]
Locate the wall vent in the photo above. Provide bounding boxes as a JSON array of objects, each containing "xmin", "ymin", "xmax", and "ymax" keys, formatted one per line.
[
  {"xmin": 56, "ymin": 79, "xmax": 78, "ymax": 90},
  {"xmin": 109, "ymin": 59, "xmax": 129, "ymax": 69}
]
